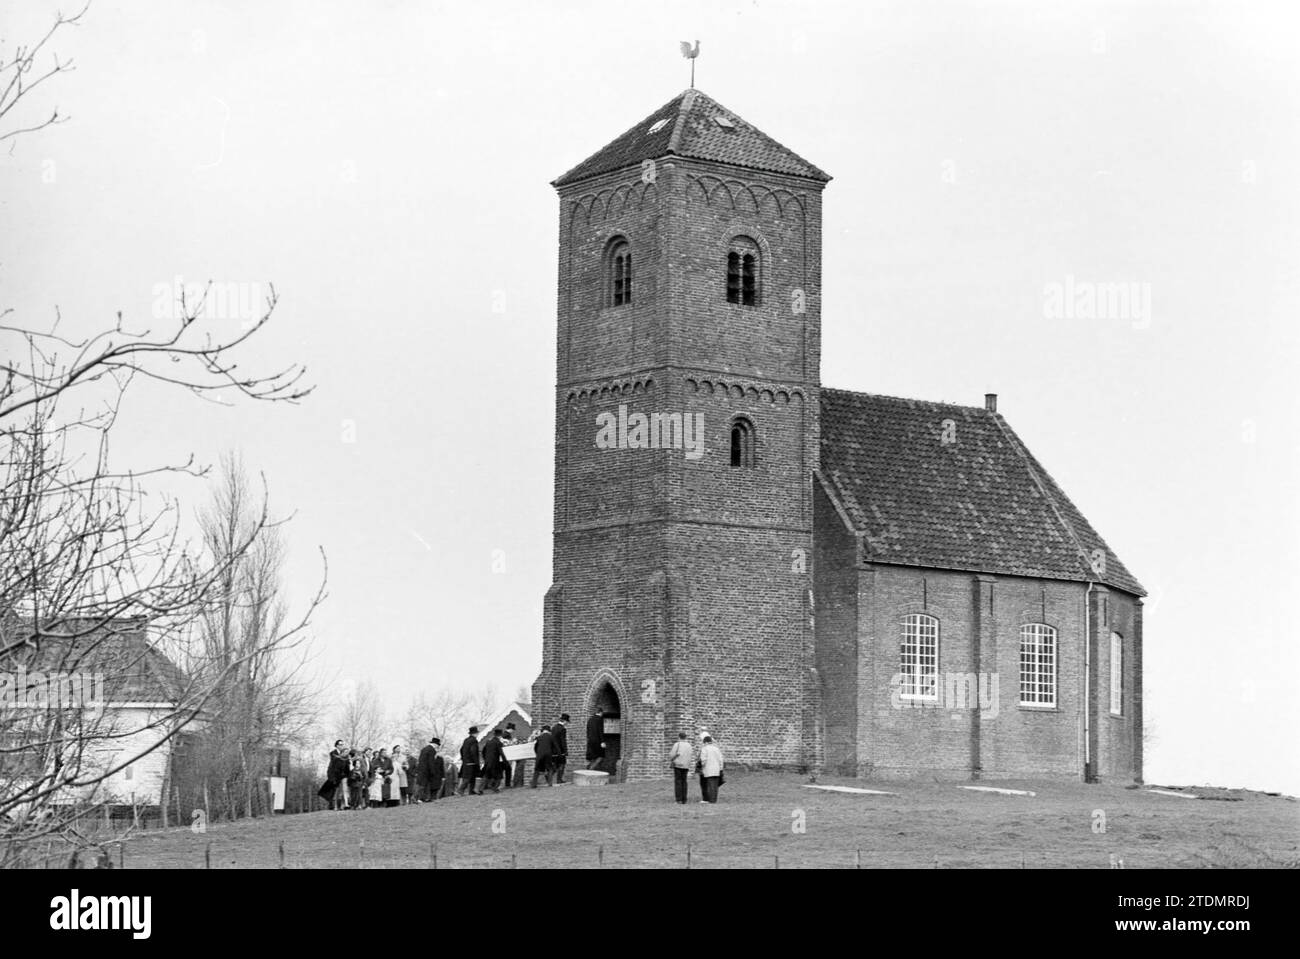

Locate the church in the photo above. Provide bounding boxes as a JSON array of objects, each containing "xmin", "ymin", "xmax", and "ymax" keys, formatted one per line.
[{"xmin": 530, "ymin": 87, "xmax": 1144, "ymax": 784}]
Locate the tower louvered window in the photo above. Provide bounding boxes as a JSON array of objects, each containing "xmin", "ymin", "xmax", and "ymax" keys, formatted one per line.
[
  {"xmin": 610, "ymin": 241, "xmax": 632, "ymax": 307},
  {"xmin": 730, "ymin": 417, "xmax": 755, "ymax": 468},
  {"xmin": 725, "ymin": 238, "xmax": 760, "ymax": 306}
]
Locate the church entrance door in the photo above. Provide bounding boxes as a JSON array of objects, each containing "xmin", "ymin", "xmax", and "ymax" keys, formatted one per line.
[{"xmin": 591, "ymin": 681, "xmax": 622, "ymax": 781}]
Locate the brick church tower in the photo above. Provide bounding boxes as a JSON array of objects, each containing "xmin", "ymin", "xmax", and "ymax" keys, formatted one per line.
[{"xmin": 531, "ymin": 89, "xmax": 832, "ymax": 779}]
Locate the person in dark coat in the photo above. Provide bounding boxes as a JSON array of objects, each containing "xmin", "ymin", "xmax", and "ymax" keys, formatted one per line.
[
  {"xmin": 552, "ymin": 714, "xmax": 570, "ymax": 784},
  {"xmin": 347, "ymin": 750, "xmax": 366, "ymax": 810},
  {"xmin": 481, "ymin": 729, "xmax": 506, "ymax": 793},
  {"xmin": 372, "ymin": 748, "xmax": 396, "ymax": 807},
  {"xmin": 531, "ymin": 724, "xmax": 557, "ymax": 788},
  {"xmin": 439, "ymin": 759, "xmax": 458, "ymax": 798},
  {"xmin": 585, "ymin": 709, "xmax": 605, "ymax": 770},
  {"xmin": 416, "ymin": 737, "xmax": 444, "ymax": 802},
  {"xmin": 457, "ymin": 726, "xmax": 482, "ymax": 796},
  {"xmin": 326, "ymin": 740, "xmax": 350, "ymax": 809},
  {"xmin": 500, "ymin": 723, "xmax": 517, "ymax": 789}
]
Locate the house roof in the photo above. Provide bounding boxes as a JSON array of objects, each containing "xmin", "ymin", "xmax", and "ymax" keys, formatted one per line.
[
  {"xmin": 552, "ymin": 88, "xmax": 831, "ymax": 187},
  {"xmin": 819, "ymin": 389, "xmax": 1145, "ymax": 596},
  {"xmin": 1, "ymin": 617, "xmax": 186, "ymax": 703},
  {"xmin": 475, "ymin": 702, "xmax": 532, "ymax": 740}
]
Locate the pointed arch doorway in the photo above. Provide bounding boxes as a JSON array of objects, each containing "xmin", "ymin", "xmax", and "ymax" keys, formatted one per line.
[{"xmin": 586, "ymin": 672, "xmax": 624, "ymax": 781}]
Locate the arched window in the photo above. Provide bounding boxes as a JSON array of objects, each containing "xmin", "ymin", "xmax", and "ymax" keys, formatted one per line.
[
  {"xmin": 729, "ymin": 417, "xmax": 755, "ymax": 468},
  {"xmin": 608, "ymin": 239, "xmax": 632, "ymax": 307},
  {"xmin": 1019, "ymin": 623, "xmax": 1057, "ymax": 707},
  {"xmin": 1110, "ymin": 632, "xmax": 1123, "ymax": 716},
  {"xmin": 724, "ymin": 237, "xmax": 760, "ymax": 306},
  {"xmin": 900, "ymin": 613, "xmax": 939, "ymax": 701}
]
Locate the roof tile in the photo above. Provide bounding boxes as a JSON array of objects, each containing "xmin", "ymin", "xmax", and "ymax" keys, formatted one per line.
[
  {"xmin": 553, "ymin": 88, "xmax": 830, "ymax": 187},
  {"xmin": 820, "ymin": 389, "xmax": 1144, "ymax": 596}
]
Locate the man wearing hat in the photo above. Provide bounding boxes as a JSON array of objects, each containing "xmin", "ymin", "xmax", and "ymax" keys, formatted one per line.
[
  {"xmin": 585, "ymin": 708, "xmax": 605, "ymax": 770},
  {"xmin": 500, "ymin": 722, "xmax": 517, "ymax": 789},
  {"xmin": 531, "ymin": 724, "xmax": 557, "ymax": 788},
  {"xmin": 552, "ymin": 713, "xmax": 570, "ymax": 784},
  {"xmin": 457, "ymin": 726, "xmax": 483, "ymax": 796},
  {"xmin": 481, "ymin": 728, "xmax": 507, "ymax": 793},
  {"xmin": 416, "ymin": 736, "xmax": 444, "ymax": 802}
]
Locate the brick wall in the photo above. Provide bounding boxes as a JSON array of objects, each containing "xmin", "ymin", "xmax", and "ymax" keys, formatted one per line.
[
  {"xmin": 532, "ymin": 144, "xmax": 1144, "ymax": 785},
  {"xmin": 535, "ymin": 157, "xmax": 827, "ymax": 779},
  {"xmin": 844, "ymin": 563, "xmax": 1142, "ymax": 782},
  {"xmin": 814, "ymin": 478, "xmax": 858, "ymax": 773}
]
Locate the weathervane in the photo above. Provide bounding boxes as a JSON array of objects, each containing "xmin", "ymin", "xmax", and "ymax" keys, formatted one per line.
[{"xmin": 679, "ymin": 40, "xmax": 700, "ymax": 88}]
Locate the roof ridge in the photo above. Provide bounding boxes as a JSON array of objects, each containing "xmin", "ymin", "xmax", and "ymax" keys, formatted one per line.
[
  {"xmin": 823, "ymin": 386, "xmax": 990, "ymax": 412},
  {"xmin": 553, "ymin": 87, "xmax": 830, "ymax": 186},
  {"xmin": 666, "ymin": 88, "xmax": 696, "ymax": 154},
  {"xmin": 684, "ymin": 88, "xmax": 831, "ymax": 181}
]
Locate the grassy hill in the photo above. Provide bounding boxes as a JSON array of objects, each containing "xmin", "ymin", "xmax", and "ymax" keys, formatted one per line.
[{"xmin": 121, "ymin": 771, "xmax": 1298, "ymax": 869}]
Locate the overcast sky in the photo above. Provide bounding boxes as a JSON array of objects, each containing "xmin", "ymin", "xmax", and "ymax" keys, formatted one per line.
[{"xmin": 3, "ymin": 0, "xmax": 1297, "ymax": 793}]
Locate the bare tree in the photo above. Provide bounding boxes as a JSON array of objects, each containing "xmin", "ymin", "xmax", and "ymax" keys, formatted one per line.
[
  {"xmin": 173, "ymin": 453, "xmax": 325, "ymax": 821},
  {"xmin": 0, "ymin": 2, "xmax": 89, "ymax": 151},
  {"xmin": 467, "ymin": 684, "xmax": 501, "ymax": 728},
  {"xmin": 402, "ymin": 687, "xmax": 472, "ymax": 749},
  {"xmin": 0, "ymin": 3, "xmax": 317, "ymax": 865},
  {"xmin": 336, "ymin": 681, "xmax": 386, "ymax": 753}
]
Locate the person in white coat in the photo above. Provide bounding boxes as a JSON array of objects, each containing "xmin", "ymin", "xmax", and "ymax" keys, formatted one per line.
[
  {"xmin": 391, "ymin": 745, "xmax": 408, "ymax": 806},
  {"xmin": 697, "ymin": 735, "xmax": 724, "ymax": 804},
  {"xmin": 668, "ymin": 732, "xmax": 693, "ymax": 804}
]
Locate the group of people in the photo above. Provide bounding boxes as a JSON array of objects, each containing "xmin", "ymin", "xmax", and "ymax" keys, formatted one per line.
[
  {"xmin": 668, "ymin": 732, "xmax": 725, "ymax": 803},
  {"xmin": 320, "ymin": 709, "xmax": 727, "ymax": 808},
  {"xmin": 322, "ymin": 742, "xmax": 421, "ymax": 809},
  {"xmin": 452, "ymin": 715, "xmax": 570, "ymax": 794}
]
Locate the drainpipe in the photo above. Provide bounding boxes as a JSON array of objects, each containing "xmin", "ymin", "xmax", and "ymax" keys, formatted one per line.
[{"xmin": 1084, "ymin": 581, "xmax": 1094, "ymax": 781}]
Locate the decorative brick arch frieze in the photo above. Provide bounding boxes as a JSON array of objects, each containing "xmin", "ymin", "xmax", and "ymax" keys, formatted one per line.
[
  {"xmin": 565, "ymin": 375, "xmax": 657, "ymax": 405},
  {"xmin": 568, "ymin": 178, "xmax": 661, "ymax": 228},
  {"xmin": 683, "ymin": 375, "xmax": 806, "ymax": 407},
  {"xmin": 685, "ymin": 173, "xmax": 808, "ymax": 221}
]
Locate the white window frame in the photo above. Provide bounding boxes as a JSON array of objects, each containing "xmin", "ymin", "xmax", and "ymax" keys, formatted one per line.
[
  {"xmin": 900, "ymin": 614, "xmax": 939, "ymax": 702},
  {"xmin": 1110, "ymin": 631, "xmax": 1123, "ymax": 716},
  {"xmin": 1019, "ymin": 623, "xmax": 1057, "ymax": 707}
]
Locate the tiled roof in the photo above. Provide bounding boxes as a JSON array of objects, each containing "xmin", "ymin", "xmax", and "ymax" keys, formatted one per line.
[
  {"xmin": 552, "ymin": 88, "xmax": 831, "ymax": 187},
  {"xmin": 1, "ymin": 617, "xmax": 186, "ymax": 702},
  {"xmin": 819, "ymin": 389, "xmax": 1145, "ymax": 596}
]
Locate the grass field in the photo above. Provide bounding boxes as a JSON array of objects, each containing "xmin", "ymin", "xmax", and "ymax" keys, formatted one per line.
[{"xmin": 119, "ymin": 771, "xmax": 1299, "ymax": 869}]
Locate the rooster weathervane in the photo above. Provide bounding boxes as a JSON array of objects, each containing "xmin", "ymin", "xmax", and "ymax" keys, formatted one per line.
[{"xmin": 680, "ymin": 40, "xmax": 700, "ymax": 88}]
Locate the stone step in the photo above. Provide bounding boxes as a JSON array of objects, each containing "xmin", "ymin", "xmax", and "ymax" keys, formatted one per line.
[{"xmin": 573, "ymin": 770, "xmax": 609, "ymax": 787}]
